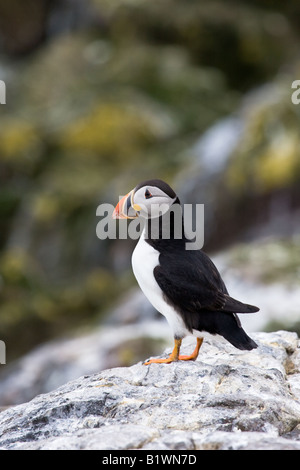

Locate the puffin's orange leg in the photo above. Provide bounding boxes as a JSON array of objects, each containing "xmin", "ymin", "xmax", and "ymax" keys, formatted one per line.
[
  {"xmin": 144, "ymin": 338, "xmax": 182, "ymax": 365},
  {"xmin": 178, "ymin": 337, "xmax": 203, "ymax": 361}
]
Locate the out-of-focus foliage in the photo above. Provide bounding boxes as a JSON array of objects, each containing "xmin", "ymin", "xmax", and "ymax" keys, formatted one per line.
[
  {"xmin": 227, "ymin": 83, "xmax": 300, "ymax": 193},
  {"xmin": 0, "ymin": 0, "xmax": 299, "ymax": 358}
]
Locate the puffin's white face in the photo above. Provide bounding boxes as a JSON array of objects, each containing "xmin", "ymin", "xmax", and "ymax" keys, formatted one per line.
[
  {"xmin": 132, "ymin": 184, "xmax": 177, "ymax": 219},
  {"xmin": 113, "ymin": 180, "xmax": 177, "ymax": 220}
]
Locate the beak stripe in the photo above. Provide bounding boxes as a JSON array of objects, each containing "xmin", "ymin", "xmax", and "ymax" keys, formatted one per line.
[
  {"xmin": 126, "ymin": 194, "xmax": 132, "ymax": 213},
  {"xmin": 131, "ymin": 190, "xmax": 141, "ymax": 212}
]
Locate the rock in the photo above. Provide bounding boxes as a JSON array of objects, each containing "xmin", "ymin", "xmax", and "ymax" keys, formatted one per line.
[
  {"xmin": 0, "ymin": 318, "xmax": 170, "ymax": 407},
  {"xmin": 0, "ymin": 288, "xmax": 168, "ymax": 408},
  {"xmin": 0, "ymin": 330, "xmax": 300, "ymax": 450}
]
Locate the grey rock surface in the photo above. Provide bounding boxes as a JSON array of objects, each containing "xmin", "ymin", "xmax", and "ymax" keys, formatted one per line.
[
  {"xmin": 0, "ymin": 289, "xmax": 168, "ymax": 407},
  {"xmin": 0, "ymin": 320, "xmax": 169, "ymax": 407},
  {"xmin": 0, "ymin": 330, "xmax": 300, "ymax": 450}
]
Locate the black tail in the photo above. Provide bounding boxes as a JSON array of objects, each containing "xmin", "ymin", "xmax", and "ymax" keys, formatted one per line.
[
  {"xmin": 191, "ymin": 310, "xmax": 258, "ymax": 351},
  {"xmin": 215, "ymin": 312, "xmax": 258, "ymax": 350},
  {"xmin": 222, "ymin": 325, "xmax": 258, "ymax": 350},
  {"xmin": 223, "ymin": 294, "xmax": 260, "ymax": 314}
]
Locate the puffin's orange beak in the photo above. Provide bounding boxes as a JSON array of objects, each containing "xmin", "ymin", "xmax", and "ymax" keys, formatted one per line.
[{"xmin": 112, "ymin": 190, "xmax": 140, "ymax": 219}]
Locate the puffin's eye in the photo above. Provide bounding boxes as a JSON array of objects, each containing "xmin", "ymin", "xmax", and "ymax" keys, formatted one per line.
[{"xmin": 145, "ymin": 189, "xmax": 153, "ymax": 199}]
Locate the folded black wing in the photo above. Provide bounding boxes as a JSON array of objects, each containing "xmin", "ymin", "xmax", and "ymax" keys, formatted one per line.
[{"xmin": 154, "ymin": 250, "xmax": 259, "ymax": 314}]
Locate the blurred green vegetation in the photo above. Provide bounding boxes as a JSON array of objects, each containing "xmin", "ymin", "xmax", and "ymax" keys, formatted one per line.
[
  {"xmin": 0, "ymin": 0, "xmax": 300, "ymax": 358},
  {"xmin": 227, "ymin": 82, "xmax": 300, "ymax": 193}
]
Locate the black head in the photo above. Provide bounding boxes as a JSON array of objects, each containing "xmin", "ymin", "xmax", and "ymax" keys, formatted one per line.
[{"xmin": 134, "ymin": 179, "xmax": 177, "ymax": 200}]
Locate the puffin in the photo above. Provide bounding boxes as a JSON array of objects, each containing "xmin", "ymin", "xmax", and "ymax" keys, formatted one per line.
[{"xmin": 112, "ymin": 179, "xmax": 259, "ymax": 365}]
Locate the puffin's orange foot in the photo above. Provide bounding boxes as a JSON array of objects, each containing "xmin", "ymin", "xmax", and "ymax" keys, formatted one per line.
[
  {"xmin": 143, "ymin": 337, "xmax": 204, "ymax": 365},
  {"xmin": 178, "ymin": 354, "xmax": 198, "ymax": 361},
  {"xmin": 143, "ymin": 355, "xmax": 178, "ymax": 365},
  {"xmin": 178, "ymin": 355, "xmax": 196, "ymax": 361},
  {"xmin": 143, "ymin": 338, "xmax": 182, "ymax": 365},
  {"xmin": 178, "ymin": 337, "xmax": 203, "ymax": 361}
]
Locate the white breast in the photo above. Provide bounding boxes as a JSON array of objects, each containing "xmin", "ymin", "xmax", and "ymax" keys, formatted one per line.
[{"xmin": 131, "ymin": 229, "xmax": 189, "ymax": 338}]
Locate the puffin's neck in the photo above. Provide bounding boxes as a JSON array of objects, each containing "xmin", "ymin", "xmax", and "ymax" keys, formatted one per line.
[{"xmin": 144, "ymin": 197, "xmax": 186, "ymax": 251}]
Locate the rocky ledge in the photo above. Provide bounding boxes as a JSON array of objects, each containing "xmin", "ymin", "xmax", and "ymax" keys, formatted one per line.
[{"xmin": 0, "ymin": 330, "xmax": 300, "ymax": 450}]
